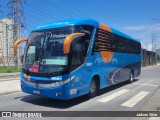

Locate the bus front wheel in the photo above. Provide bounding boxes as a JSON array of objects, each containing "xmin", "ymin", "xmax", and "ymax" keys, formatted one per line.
[{"xmin": 88, "ymin": 78, "xmax": 98, "ymax": 98}]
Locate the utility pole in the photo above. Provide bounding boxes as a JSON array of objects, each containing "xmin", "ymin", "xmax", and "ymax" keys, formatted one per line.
[
  {"xmin": 7, "ymin": 0, "xmax": 26, "ymax": 66},
  {"xmin": 151, "ymin": 18, "xmax": 160, "ymax": 65},
  {"xmin": 152, "ymin": 33, "xmax": 157, "ymax": 65}
]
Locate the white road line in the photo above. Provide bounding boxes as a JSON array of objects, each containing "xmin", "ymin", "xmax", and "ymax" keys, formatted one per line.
[
  {"xmin": 97, "ymin": 89, "xmax": 129, "ymax": 103},
  {"xmin": 133, "ymin": 83, "xmax": 159, "ymax": 87},
  {"xmin": 121, "ymin": 91, "xmax": 149, "ymax": 107},
  {"xmin": 148, "ymin": 117, "xmax": 160, "ymax": 120}
]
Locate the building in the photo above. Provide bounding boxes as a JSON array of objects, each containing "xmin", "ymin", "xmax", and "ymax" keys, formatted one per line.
[
  {"xmin": 0, "ymin": 18, "xmax": 21, "ymax": 66},
  {"xmin": 157, "ymin": 49, "xmax": 160, "ymax": 56},
  {"xmin": 142, "ymin": 49, "xmax": 157, "ymax": 67},
  {"xmin": 157, "ymin": 49, "xmax": 160, "ymax": 62}
]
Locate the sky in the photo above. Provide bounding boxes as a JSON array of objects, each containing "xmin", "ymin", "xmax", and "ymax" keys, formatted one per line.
[{"xmin": 0, "ymin": 0, "xmax": 160, "ymax": 50}]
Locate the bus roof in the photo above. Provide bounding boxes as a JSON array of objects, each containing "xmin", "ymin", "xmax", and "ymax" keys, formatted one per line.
[
  {"xmin": 35, "ymin": 18, "xmax": 99, "ymax": 30},
  {"xmin": 34, "ymin": 18, "xmax": 139, "ymax": 43}
]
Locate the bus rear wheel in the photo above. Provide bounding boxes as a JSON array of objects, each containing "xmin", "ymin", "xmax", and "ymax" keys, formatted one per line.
[
  {"xmin": 128, "ymin": 71, "xmax": 134, "ymax": 83},
  {"xmin": 88, "ymin": 78, "xmax": 97, "ymax": 98}
]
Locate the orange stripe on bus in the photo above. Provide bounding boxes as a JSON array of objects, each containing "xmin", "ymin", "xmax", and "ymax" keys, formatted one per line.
[
  {"xmin": 99, "ymin": 23, "xmax": 112, "ymax": 32},
  {"xmin": 99, "ymin": 23, "xmax": 113, "ymax": 63},
  {"xmin": 100, "ymin": 51, "xmax": 114, "ymax": 63}
]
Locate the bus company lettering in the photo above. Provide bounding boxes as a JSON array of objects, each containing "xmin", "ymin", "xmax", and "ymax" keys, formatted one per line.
[
  {"xmin": 94, "ymin": 55, "xmax": 112, "ymax": 64},
  {"xmin": 47, "ymin": 32, "xmax": 69, "ymax": 39},
  {"xmin": 111, "ymin": 58, "xmax": 118, "ymax": 64}
]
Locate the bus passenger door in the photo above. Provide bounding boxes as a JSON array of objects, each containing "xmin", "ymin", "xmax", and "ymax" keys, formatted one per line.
[{"xmin": 69, "ymin": 37, "xmax": 89, "ymax": 93}]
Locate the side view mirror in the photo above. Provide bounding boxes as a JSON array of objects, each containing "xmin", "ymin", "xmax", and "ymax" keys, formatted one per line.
[
  {"xmin": 13, "ymin": 38, "xmax": 28, "ymax": 55},
  {"xmin": 63, "ymin": 33, "xmax": 85, "ymax": 54}
]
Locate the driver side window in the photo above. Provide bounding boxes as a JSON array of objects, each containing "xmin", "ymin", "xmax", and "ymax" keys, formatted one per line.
[
  {"xmin": 70, "ymin": 36, "xmax": 90, "ymax": 71},
  {"xmin": 70, "ymin": 37, "xmax": 83, "ymax": 66}
]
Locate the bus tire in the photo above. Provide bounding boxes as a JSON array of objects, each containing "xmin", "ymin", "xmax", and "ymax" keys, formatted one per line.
[
  {"xmin": 128, "ymin": 71, "xmax": 134, "ymax": 83},
  {"xmin": 88, "ymin": 77, "xmax": 98, "ymax": 98}
]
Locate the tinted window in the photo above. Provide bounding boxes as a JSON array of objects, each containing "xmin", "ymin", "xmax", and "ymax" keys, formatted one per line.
[
  {"xmin": 92, "ymin": 29, "xmax": 113, "ymax": 53},
  {"xmin": 112, "ymin": 34, "xmax": 141, "ymax": 54},
  {"xmin": 92, "ymin": 28, "xmax": 141, "ymax": 54}
]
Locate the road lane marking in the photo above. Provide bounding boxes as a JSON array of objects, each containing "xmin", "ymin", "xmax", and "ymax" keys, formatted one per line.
[
  {"xmin": 121, "ymin": 91, "xmax": 149, "ymax": 107},
  {"xmin": 133, "ymin": 83, "xmax": 159, "ymax": 87},
  {"xmin": 148, "ymin": 117, "xmax": 160, "ymax": 120},
  {"xmin": 97, "ymin": 89, "xmax": 129, "ymax": 103}
]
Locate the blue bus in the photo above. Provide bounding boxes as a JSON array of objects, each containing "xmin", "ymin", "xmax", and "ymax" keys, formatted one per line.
[{"xmin": 14, "ymin": 18, "xmax": 141, "ymax": 100}]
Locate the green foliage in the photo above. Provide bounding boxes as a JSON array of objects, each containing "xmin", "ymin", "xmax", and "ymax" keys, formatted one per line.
[
  {"xmin": 0, "ymin": 66, "xmax": 21, "ymax": 73},
  {"xmin": 156, "ymin": 106, "xmax": 160, "ymax": 111}
]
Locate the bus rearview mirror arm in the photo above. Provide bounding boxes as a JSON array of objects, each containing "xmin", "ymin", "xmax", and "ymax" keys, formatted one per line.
[
  {"xmin": 13, "ymin": 38, "xmax": 28, "ymax": 55},
  {"xmin": 63, "ymin": 33, "xmax": 85, "ymax": 54}
]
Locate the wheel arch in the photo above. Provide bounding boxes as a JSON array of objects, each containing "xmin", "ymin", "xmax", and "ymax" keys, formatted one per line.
[{"xmin": 91, "ymin": 74, "xmax": 100, "ymax": 91}]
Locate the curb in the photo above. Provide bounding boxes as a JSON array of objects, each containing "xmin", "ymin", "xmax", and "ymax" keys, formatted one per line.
[
  {"xmin": 0, "ymin": 91, "xmax": 22, "ymax": 96},
  {"xmin": 0, "ymin": 72, "xmax": 20, "ymax": 77},
  {"xmin": 142, "ymin": 64, "xmax": 160, "ymax": 70},
  {"xmin": 140, "ymin": 86, "xmax": 160, "ymax": 111},
  {"xmin": 0, "ymin": 78, "xmax": 20, "ymax": 82}
]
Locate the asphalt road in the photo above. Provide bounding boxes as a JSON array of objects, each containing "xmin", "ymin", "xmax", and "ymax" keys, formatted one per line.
[{"xmin": 0, "ymin": 65, "xmax": 160, "ymax": 120}]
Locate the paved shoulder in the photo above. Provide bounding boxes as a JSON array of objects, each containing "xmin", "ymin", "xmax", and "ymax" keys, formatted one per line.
[
  {"xmin": 0, "ymin": 80, "xmax": 21, "ymax": 96},
  {"xmin": 0, "ymin": 72, "xmax": 20, "ymax": 77}
]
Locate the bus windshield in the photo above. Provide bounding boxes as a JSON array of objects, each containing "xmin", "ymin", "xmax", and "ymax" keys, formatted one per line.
[{"xmin": 22, "ymin": 25, "xmax": 94, "ymax": 76}]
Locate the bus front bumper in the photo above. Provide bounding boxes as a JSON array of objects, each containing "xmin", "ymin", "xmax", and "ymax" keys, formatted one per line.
[{"xmin": 21, "ymin": 80, "xmax": 75, "ymax": 100}]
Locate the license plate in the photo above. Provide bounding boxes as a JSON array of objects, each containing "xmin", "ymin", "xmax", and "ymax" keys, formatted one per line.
[{"xmin": 33, "ymin": 90, "xmax": 41, "ymax": 95}]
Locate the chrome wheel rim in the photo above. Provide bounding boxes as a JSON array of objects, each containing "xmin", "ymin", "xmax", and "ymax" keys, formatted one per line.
[
  {"xmin": 130, "ymin": 73, "xmax": 133, "ymax": 82},
  {"xmin": 90, "ymin": 80, "xmax": 96, "ymax": 93}
]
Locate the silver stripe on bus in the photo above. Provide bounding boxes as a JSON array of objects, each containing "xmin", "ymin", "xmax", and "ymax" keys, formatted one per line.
[
  {"xmin": 21, "ymin": 76, "xmax": 75, "ymax": 88},
  {"xmin": 111, "ymin": 64, "xmax": 130, "ymax": 84}
]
